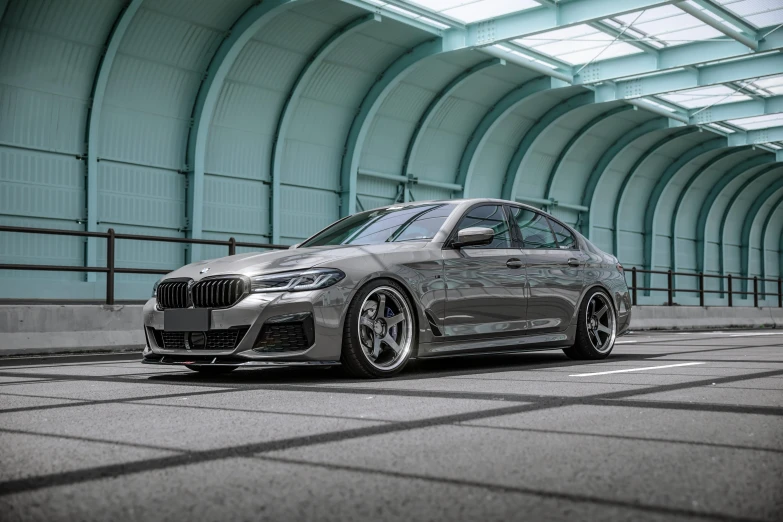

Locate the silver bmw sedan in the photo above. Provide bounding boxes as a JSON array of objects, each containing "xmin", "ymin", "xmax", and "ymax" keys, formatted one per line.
[{"xmin": 142, "ymin": 199, "xmax": 631, "ymax": 378}]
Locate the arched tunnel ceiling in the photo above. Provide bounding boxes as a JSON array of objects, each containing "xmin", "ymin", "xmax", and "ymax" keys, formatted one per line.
[{"xmin": 1, "ymin": 0, "xmax": 782, "ymax": 301}]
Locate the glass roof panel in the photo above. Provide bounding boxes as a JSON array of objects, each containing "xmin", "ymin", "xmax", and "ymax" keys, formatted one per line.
[
  {"xmin": 753, "ymin": 74, "xmax": 783, "ymax": 95},
  {"xmin": 408, "ymin": 0, "xmax": 540, "ymax": 23},
  {"xmin": 515, "ymin": 24, "xmax": 643, "ymax": 65},
  {"xmin": 659, "ymin": 85, "xmax": 753, "ymax": 108},
  {"xmin": 716, "ymin": 0, "xmax": 781, "ymax": 25},
  {"xmin": 612, "ymin": 4, "xmax": 727, "ymax": 47},
  {"xmin": 727, "ymin": 113, "xmax": 783, "ymax": 130}
]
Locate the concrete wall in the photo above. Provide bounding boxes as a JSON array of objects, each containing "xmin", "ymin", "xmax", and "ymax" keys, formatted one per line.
[{"xmin": 1, "ymin": 304, "xmax": 782, "ymax": 356}]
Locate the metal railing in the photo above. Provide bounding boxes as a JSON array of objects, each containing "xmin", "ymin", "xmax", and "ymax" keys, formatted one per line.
[
  {"xmin": 628, "ymin": 267, "xmax": 783, "ymax": 308},
  {"xmin": 0, "ymin": 225, "xmax": 288, "ymax": 305}
]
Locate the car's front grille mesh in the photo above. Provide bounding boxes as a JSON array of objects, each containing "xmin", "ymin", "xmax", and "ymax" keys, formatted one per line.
[
  {"xmin": 156, "ymin": 327, "xmax": 249, "ymax": 351},
  {"xmin": 253, "ymin": 323, "xmax": 311, "ymax": 352},
  {"xmin": 157, "ymin": 281, "xmax": 189, "ymax": 309},
  {"xmin": 191, "ymin": 278, "xmax": 245, "ymax": 309}
]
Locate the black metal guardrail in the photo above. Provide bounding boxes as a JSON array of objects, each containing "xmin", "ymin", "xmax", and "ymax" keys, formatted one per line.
[
  {"xmin": 2, "ymin": 226, "xmax": 781, "ymax": 308},
  {"xmin": 0, "ymin": 225, "xmax": 288, "ymax": 305},
  {"xmin": 627, "ymin": 267, "xmax": 783, "ymax": 308}
]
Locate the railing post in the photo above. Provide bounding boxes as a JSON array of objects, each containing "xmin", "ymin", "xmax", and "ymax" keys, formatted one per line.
[
  {"xmin": 699, "ymin": 272, "xmax": 704, "ymax": 307},
  {"xmin": 228, "ymin": 237, "xmax": 236, "ymax": 256},
  {"xmin": 753, "ymin": 276, "xmax": 758, "ymax": 308},
  {"xmin": 667, "ymin": 269, "xmax": 673, "ymax": 306},
  {"xmin": 631, "ymin": 267, "xmax": 637, "ymax": 306},
  {"xmin": 779, "ymin": 278, "xmax": 782, "ymax": 308},
  {"xmin": 106, "ymin": 228, "xmax": 115, "ymax": 305},
  {"xmin": 727, "ymin": 274, "xmax": 733, "ymax": 307}
]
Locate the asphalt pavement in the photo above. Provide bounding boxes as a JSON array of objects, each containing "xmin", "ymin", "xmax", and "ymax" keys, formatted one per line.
[{"xmin": 1, "ymin": 330, "xmax": 782, "ymax": 521}]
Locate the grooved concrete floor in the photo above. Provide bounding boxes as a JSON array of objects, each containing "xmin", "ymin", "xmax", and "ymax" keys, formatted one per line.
[{"xmin": 1, "ymin": 331, "xmax": 782, "ymax": 521}]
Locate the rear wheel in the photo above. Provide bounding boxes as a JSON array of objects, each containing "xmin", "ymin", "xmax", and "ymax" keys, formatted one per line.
[
  {"xmin": 185, "ymin": 365, "xmax": 237, "ymax": 374},
  {"xmin": 341, "ymin": 279, "xmax": 415, "ymax": 378},
  {"xmin": 564, "ymin": 288, "xmax": 616, "ymax": 360}
]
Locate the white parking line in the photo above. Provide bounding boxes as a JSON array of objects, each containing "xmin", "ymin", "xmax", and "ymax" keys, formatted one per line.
[
  {"xmin": 728, "ymin": 332, "xmax": 783, "ymax": 337},
  {"xmin": 569, "ymin": 362, "xmax": 705, "ymax": 377},
  {"xmin": 615, "ymin": 340, "xmax": 636, "ymax": 344}
]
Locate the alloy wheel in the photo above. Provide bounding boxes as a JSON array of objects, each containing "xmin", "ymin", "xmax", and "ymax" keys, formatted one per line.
[
  {"xmin": 586, "ymin": 292, "xmax": 616, "ymax": 353},
  {"xmin": 358, "ymin": 286, "xmax": 413, "ymax": 370}
]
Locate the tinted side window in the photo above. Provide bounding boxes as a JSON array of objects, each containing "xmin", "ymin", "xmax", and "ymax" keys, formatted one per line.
[
  {"xmin": 510, "ymin": 207, "xmax": 557, "ymax": 249},
  {"xmin": 548, "ymin": 218, "xmax": 576, "ymax": 249},
  {"xmin": 454, "ymin": 205, "xmax": 512, "ymax": 249}
]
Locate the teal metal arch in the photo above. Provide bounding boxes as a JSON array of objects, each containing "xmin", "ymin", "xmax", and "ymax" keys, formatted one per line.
[
  {"xmin": 543, "ymin": 105, "xmax": 633, "ymax": 201},
  {"xmin": 579, "ymin": 117, "xmax": 681, "ymax": 238},
  {"xmin": 340, "ymin": 38, "xmax": 445, "ymax": 217},
  {"xmin": 697, "ymin": 156, "xmax": 776, "ymax": 273},
  {"xmin": 612, "ymin": 128, "xmax": 697, "ymax": 257},
  {"xmin": 760, "ymin": 194, "xmax": 783, "ymax": 284},
  {"xmin": 269, "ymin": 13, "xmax": 380, "ymax": 243},
  {"xmin": 642, "ymin": 138, "xmax": 727, "ymax": 274},
  {"xmin": 402, "ymin": 58, "xmax": 504, "ymax": 183},
  {"xmin": 185, "ymin": 0, "xmax": 296, "ymax": 258},
  {"xmin": 501, "ymin": 91, "xmax": 595, "ymax": 200},
  {"xmin": 669, "ymin": 148, "xmax": 749, "ymax": 272},
  {"xmin": 84, "ymin": 0, "xmax": 144, "ymax": 276},
  {"xmin": 739, "ymin": 173, "xmax": 783, "ymax": 291},
  {"xmin": 455, "ymin": 76, "xmax": 565, "ymax": 196}
]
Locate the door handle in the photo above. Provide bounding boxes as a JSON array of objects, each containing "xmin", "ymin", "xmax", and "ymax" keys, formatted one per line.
[
  {"xmin": 567, "ymin": 258, "xmax": 581, "ymax": 267},
  {"xmin": 506, "ymin": 258, "xmax": 524, "ymax": 269}
]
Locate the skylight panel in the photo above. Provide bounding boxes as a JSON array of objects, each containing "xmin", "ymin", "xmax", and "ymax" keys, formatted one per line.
[
  {"xmin": 754, "ymin": 75, "xmax": 783, "ymax": 94},
  {"xmin": 768, "ymin": 143, "xmax": 782, "ymax": 150},
  {"xmin": 612, "ymin": 4, "xmax": 729, "ymax": 47},
  {"xmin": 659, "ymin": 85, "xmax": 753, "ymax": 108},
  {"xmin": 409, "ymin": 0, "xmax": 540, "ymax": 23},
  {"xmin": 560, "ymin": 42, "xmax": 644, "ymax": 65},
  {"xmin": 514, "ymin": 24, "xmax": 647, "ymax": 65},
  {"xmin": 713, "ymin": 0, "xmax": 783, "ymax": 27},
  {"xmin": 727, "ymin": 113, "xmax": 783, "ymax": 130}
]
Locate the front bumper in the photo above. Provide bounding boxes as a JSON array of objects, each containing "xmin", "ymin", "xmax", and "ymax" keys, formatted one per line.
[{"xmin": 142, "ymin": 286, "xmax": 350, "ymax": 364}]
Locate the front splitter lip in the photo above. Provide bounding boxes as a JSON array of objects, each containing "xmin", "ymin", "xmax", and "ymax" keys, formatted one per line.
[{"xmin": 142, "ymin": 355, "xmax": 340, "ymax": 368}]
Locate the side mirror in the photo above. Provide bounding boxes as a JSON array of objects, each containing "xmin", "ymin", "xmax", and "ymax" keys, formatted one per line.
[
  {"xmin": 289, "ymin": 243, "xmax": 300, "ymax": 250},
  {"xmin": 453, "ymin": 227, "xmax": 494, "ymax": 248}
]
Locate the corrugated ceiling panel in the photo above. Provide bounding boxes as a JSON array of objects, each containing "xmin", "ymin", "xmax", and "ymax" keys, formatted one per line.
[
  {"xmin": 549, "ymin": 110, "xmax": 653, "ymax": 207},
  {"xmin": 674, "ymin": 149, "xmax": 761, "ymax": 240},
  {"xmin": 280, "ymin": 185, "xmax": 339, "ymax": 242},
  {"xmin": 149, "ymin": 0, "xmax": 253, "ymax": 29},
  {"xmin": 357, "ymin": 176, "xmax": 399, "ymax": 200},
  {"xmin": 203, "ymin": 174, "xmax": 269, "ymax": 236},
  {"xmin": 719, "ymin": 167, "xmax": 780, "ymax": 246}
]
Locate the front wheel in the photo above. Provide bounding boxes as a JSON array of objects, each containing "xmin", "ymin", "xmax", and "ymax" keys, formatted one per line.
[
  {"xmin": 341, "ymin": 279, "xmax": 416, "ymax": 378},
  {"xmin": 563, "ymin": 288, "xmax": 617, "ymax": 360}
]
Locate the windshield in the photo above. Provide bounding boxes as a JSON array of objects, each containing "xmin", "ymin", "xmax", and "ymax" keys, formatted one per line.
[{"xmin": 300, "ymin": 203, "xmax": 456, "ymax": 247}]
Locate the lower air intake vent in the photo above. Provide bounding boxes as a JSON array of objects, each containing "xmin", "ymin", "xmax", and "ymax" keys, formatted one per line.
[
  {"xmin": 253, "ymin": 313, "xmax": 314, "ymax": 353},
  {"xmin": 155, "ymin": 327, "xmax": 249, "ymax": 351}
]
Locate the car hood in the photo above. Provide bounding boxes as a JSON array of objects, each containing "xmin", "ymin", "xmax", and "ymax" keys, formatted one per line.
[{"xmin": 162, "ymin": 243, "xmax": 430, "ymax": 281}]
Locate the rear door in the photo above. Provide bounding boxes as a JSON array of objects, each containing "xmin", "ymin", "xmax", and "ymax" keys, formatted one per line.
[
  {"xmin": 509, "ymin": 207, "xmax": 585, "ymax": 333},
  {"xmin": 442, "ymin": 204, "xmax": 528, "ymax": 337}
]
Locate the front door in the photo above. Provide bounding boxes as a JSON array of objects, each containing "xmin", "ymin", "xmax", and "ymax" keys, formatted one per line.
[
  {"xmin": 509, "ymin": 207, "xmax": 584, "ymax": 333},
  {"xmin": 442, "ymin": 204, "xmax": 528, "ymax": 337}
]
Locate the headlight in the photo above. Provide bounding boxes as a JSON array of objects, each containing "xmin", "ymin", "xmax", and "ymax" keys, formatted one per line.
[
  {"xmin": 152, "ymin": 279, "xmax": 161, "ymax": 297},
  {"xmin": 250, "ymin": 268, "xmax": 345, "ymax": 293}
]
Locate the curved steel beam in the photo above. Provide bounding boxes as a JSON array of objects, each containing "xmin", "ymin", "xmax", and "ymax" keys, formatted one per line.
[
  {"xmin": 270, "ymin": 13, "xmax": 379, "ymax": 243},
  {"xmin": 760, "ymin": 195, "xmax": 783, "ymax": 283},
  {"xmin": 643, "ymin": 138, "xmax": 727, "ymax": 274},
  {"xmin": 455, "ymin": 76, "xmax": 565, "ymax": 196},
  {"xmin": 579, "ymin": 117, "xmax": 683, "ymax": 239},
  {"xmin": 668, "ymin": 148, "xmax": 748, "ymax": 272},
  {"xmin": 402, "ymin": 58, "xmax": 504, "ymax": 181},
  {"xmin": 739, "ymin": 172, "xmax": 783, "ymax": 291},
  {"xmin": 612, "ymin": 128, "xmax": 697, "ymax": 257},
  {"xmin": 697, "ymin": 156, "xmax": 776, "ymax": 273},
  {"xmin": 185, "ymin": 0, "xmax": 296, "ymax": 257},
  {"xmin": 543, "ymin": 105, "xmax": 632, "ymax": 202},
  {"xmin": 501, "ymin": 91, "xmax": 595, "ymax": 200},
  {"xmin": 84, "ymin": 0, "xmax": 144, "ymax": 276},
  {"xmin": 340, "ymin": 38, "xmax": 445, "ymax": 217}
]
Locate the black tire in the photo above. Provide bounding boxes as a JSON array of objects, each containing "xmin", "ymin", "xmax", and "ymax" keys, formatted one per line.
[
  {"xmin": 341, "ymin": 278, "xmax": 416, "ymax": 379},
  {"xmin": 185, "ymin": 365, "xmax": 237, "ymax": 374},
  {"xmin": 563, "ymin": 287, "xmax": 617, "ymax": 360}
]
